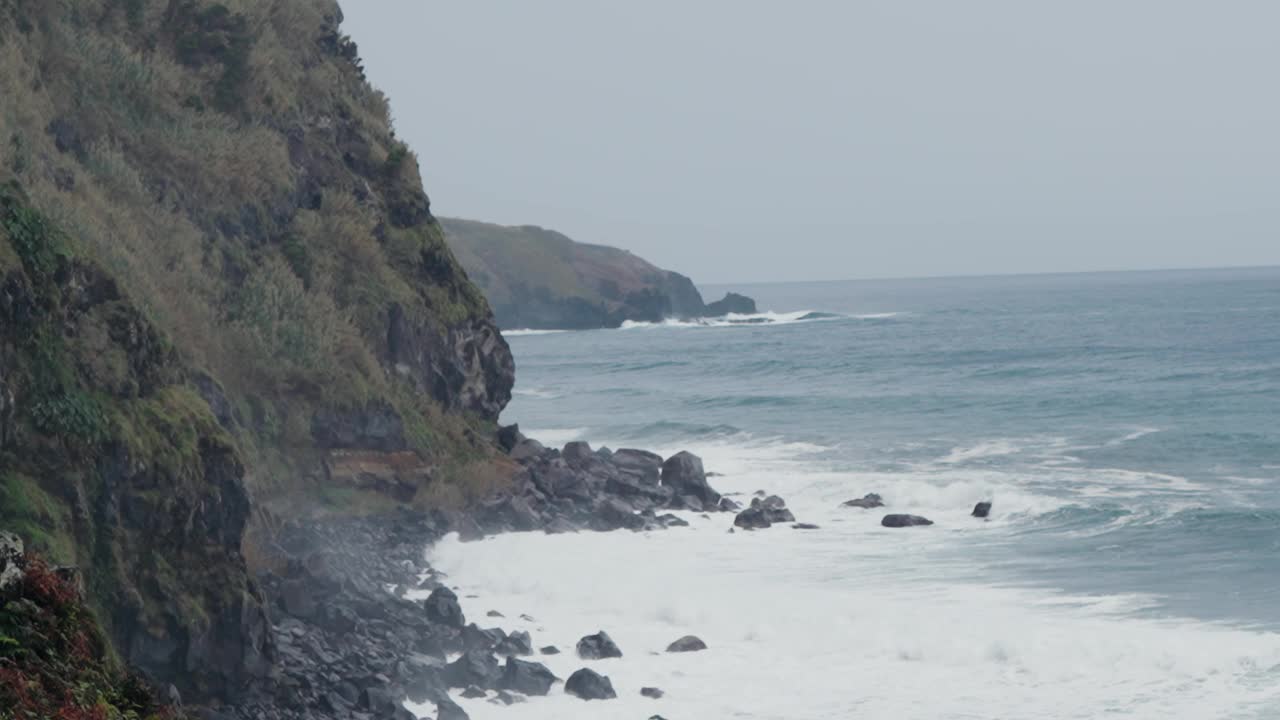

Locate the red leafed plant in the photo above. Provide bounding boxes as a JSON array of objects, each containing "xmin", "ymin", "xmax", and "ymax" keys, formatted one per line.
[{"xmin": 0, "ymin": 552, "xmax": 187, "ymax": 720}]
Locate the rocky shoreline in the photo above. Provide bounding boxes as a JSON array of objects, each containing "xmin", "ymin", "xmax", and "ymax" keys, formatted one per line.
[
  {"xmin": 2, "ymin": 423, "xmax": 990, "ymax": 720},
  {"xmin": 206, "ymin": 425, "xmax": 989, "ymax": 720}
]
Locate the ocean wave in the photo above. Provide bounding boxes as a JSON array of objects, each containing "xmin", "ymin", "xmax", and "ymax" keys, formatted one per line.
[
  {"xmin": 503, "ymin": 328, "xmax": 568, "ymax": 337},
  {"xmin": 618, "ymin": 309, "xmax": 852, "ymax": 330},
  {"xmin": 512, "ymin": 387, "xmax": 561, "ymax": 400}
]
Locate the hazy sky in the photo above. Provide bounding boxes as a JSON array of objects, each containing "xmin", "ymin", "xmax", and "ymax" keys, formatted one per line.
[{"xmin": 343, "ymin": 1, "xmax": 1279, "ymax": 284}]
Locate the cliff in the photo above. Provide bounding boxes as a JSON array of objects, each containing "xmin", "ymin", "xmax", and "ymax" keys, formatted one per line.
[
  {"xmin": 442, "ymin": 217, "xmax": 756, "ymax": 329},
  {"xmin": 0, "ymin": 0, "xmax": 513, "ymax": 706}
]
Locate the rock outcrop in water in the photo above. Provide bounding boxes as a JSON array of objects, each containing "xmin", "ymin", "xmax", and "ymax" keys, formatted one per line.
[
  {"xmin": 734, "ymin": 495, "xmax": 798, "ymax": 529},
  {"xmin": 564, "ymin": 668, "xmax": 618, "ymax": 700},
  {"xmin": 843, "ymin": 493, "xmax": 885, "ymax": 509},
  {"xmin": 972, "ymin": 501, "xmax": 993, "ymax": 518}
]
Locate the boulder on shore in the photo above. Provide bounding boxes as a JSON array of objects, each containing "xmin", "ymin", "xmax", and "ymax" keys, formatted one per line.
[
  {"xmin": 576, "ymin": 630, "xmax": 623, "ymax": 659},
  {"xmin": 565, "ymin": 668, "xmax": 617, "ymax": 700},
  {"xmin": 733, "ymin": 495, "xmax": 796, "ymax": 529},
  {"xmin": 881, "ymin": 514, "xmax": 933, "ymax": 528},
  {"xmin": 424, "ymin": 586, "xmax": 465, "ymax": 628},
  {"xmin": 972, "ymin": 501, "xmax": 993, "ymax": 518},
  {"xmin": 842, "ymin": 493, "xmax": 884, "ymax": 509},
  {"xmin": 500, "ymin": 657, "xmax": 558, "ymax": 696},
  {"xmin": 666, "ymin": 635, "xmax": 708, "ymax": 653},
  {"xmin": 661, "ymin": 452, "xmax": 720, "ymax": 508}
]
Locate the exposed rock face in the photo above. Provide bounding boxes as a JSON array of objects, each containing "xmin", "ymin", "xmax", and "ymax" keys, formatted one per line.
[
  {"xmin": 565, "ymin": 668, "xmax": 617, "ymax": 700},
  {"xmin": 882, "ymin": 514, "xmax": 935, "ymax": 528},
  {"xmin": 386, "ymin": 304, "xmax": 513, "ymax": 421},
  {"xmin": 0, "ymin": 531, "xmax": 23, "ymax": 591},
  {"xmin": 577, "ymin": 631, "xmax": 623, "ymax": 660}
]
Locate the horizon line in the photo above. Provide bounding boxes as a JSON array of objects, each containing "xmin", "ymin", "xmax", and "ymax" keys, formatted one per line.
[{"xmin": 700, "ymin": 262, "xmax": 1280, "ymax": 288}]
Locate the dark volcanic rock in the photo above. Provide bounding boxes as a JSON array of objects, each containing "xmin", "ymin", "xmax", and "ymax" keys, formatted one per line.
[
  {"xmin": 718, "ymin": 497, "xmax": 742, "ymax": 512},
  {"xmin": 733, "ymin": 507, "xmax": 772, "ymax": 529},
  {"xmin": 565, "ymin": 668, "xmax": 617, "ymax": 700},
  {"xmin": 436, "ymin": 697, "xmax": 470, "ymax": 720},
  {"xmin": 539, "ymin": 645, "xmax": 561, "ymax": 655},
  {"xmin": 595, "ymin": 498, "xmax": 646, "ymax": 531},
  {"xmin": 577, "ymin": 630, "xmax": 623, "ymax": 659},
  {"xmin": 495, "ymin": 630, "xmax": 533, "ymax": 656},
  {"xmin": 612, "ymin": 448, "xmax": 664, "ymax": 485},
  {"xmin": 445, "ymin": 650, "xmax": 501, "ymax": 689},
  {"xmin": 500, "ymin": 656, "xmax": 558, "ymax": 696},
  {"xmin": 462, "ymin": 623, "xmax": 507, "ymax": 652},
  {"xmin": 425, "ymin": 586, "xmax": 466, "ymax": 627},
  {"xmin": 792, "ymin": 523, "xmax": 821, "ymax": 530},
  {"xmin": 460, "ymin": 686, "xmax": 487, "ymax": 699},
  {"xmin": 666, "ymin": 635, "xmax": 708, "ymax": 653},
  {"xmin": 882, "ymin": 514, "xmax": 934, "ymax": 528},
  {"xmin": 734, "ymin": 495, "xmax": 796, "ymax": 529},
  {"xmin": 843, "ymin": 493, "xmax": 884, "ymax": 509},
  {"xmin": 497, "ymin": 423, "xmax": 524, "ymax": 453},
  {"xmin": 661, "ymin": 451, "xmax": 720, "ymax": 508},
  {"xmin": 972, "ymin": 501, "xmax": 993, "ymax": 518},
  {"xmin": 641, "ymin": 687, "xmax": 665, "ymax": 699},
  {"xmin": 562, "ymin": 441, "xmax": 595, "ymax": 464}
]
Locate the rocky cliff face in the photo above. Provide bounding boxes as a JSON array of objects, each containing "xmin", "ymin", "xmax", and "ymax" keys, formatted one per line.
[
  {"xmin": 0, "ymin": 0, "xmax": 514, "ymax": 706},
  {"xmin": 441, "ymin": 217, "xmax": 755, "ymax": 329}
]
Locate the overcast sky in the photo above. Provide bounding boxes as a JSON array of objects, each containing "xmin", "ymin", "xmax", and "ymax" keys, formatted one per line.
[{"xmin": 342, "ymin": 1, "xmax": 1279, "ymax": 284}]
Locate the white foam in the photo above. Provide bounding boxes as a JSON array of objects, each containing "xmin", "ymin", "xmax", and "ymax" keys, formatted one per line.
[
  {"xmin": 527, "ymin": 427, "xmax": 588, "ymax": 447},
  {"xmin": 504, "ymin": 329, "xmax": 568, "ymax": 337},
  {"xmin": 411, "ymin": 501, "xmax": 1280, "ymax": 720},
  {"xmin": 513, "ymin": 387, "xmax": 561, "ymax": 400},
  {"xmin": 618, "ymin": 310, "xmax": 844, "ymax": 330}
]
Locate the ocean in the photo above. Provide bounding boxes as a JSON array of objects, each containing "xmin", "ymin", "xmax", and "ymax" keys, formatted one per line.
[{"xmin": 414, "ymin": 266, "xmax": 1280, "ymax": 719}]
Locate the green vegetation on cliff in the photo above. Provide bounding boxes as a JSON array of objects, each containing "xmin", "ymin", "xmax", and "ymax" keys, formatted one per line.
[{"xmin": 0, "ymin": 0, "xmax": 517, "ymax": 705}]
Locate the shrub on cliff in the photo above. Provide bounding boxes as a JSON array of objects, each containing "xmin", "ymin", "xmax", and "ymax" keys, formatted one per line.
[{"xmin": 0, "ymin": 552, "xmax": 183, "ymax": 720}]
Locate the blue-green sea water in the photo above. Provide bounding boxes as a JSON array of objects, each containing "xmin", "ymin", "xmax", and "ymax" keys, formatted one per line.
[{"xmin": 426, "ymin": 267, "xmax": 1280, "ymax": 719}]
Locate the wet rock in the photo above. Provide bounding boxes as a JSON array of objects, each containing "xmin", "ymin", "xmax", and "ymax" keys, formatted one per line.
[
  {"xmin": 792, "ymin": 523, "xmax": 821, "ymax": 530},
  {"xmin": 279, "ymin": 578, "xmax": 318, "ymax": 620},
  {"xmin": 734, "ymin": 495, "xmax": 796, "ymax": 529},
  {"xmin": 462, "ymin": 624, "xmax": 507, "ymax": 652},
  {"xmin": 655, "ymin": 513, "xmax": 689, "ymax": 528},
  {"xmin": 612, "ymin": 448, "xmax": 664, "ymax": 485},
  {"xmin": 577, "ymin": 630, "xmax": 623, "ymax": 659},
  {"xmin": 843, "ymin": 493, "xmax": 884, "ymax": 509},
  {"xmin": 641, "ymin": 687, "xmax": 665, "ymax": 699},
  {"xmin": 565, "ymin": 668, "xmax": 617, "ymax": 700},
  {"xmin": 882, "ymin": 514, "xmax": 934, "ymax": 528},
  {"xmin": 445, "ymin": 650, "xmax": 501, "ymax": 689},
  {"xmin": 666, "ymin": 635, "xmax": 707, "ymax": 653},
  {"xmin": 718, "ymin": 497, "xmax": 742, "ymax": 512},
  {"xmin": 460, "ymin": 686, "xmax": 486, "ymax": 699},
  {"xmin": 661, "ymin": 451, "xmax": 720, "ymax": 508},
  {"xmin": 972, "ymin": 501, "xmax": 993, "ymax": 518},
  {"xmin": 425, "ymin": 586, "xmax": 465, "ymax": 628},
  {"xmin": 436, "ymin": 697, "xmax": 470, "ymax": 720},
  {"xmin": 544, "ymin": 517, "xmax": 580, "ymax": 535},
  {"xmin": 510, "ymin": 437, "xmax": 546, "ymax": 462},
  {"xmin": 562, "ymin": 441, "xmax": 595, "ymax": 464},
  {"xmin": 595, "ymin": 498, "xmax": 646, "ymax": 531},
  {"xmin": 539, "ymin": 645, "xmax": 561, "ymax": 655},
  {"xmin": 487, "ymin": 610, "xmax": 505, "ymax": 618},
  {"xmin": 495, "ymin": 630, "xmax": 533, "ymax": 656},
  {"xmin": 362, "ymin": 686, "xmax": 400, "ymax": 716},
  {"xmin": 733, "ymin": 506, "xmax": 772, "ymax": 529},
  {"xmin": 500, "ymin": 656, "xmax": 558, "ymax": 696}
]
